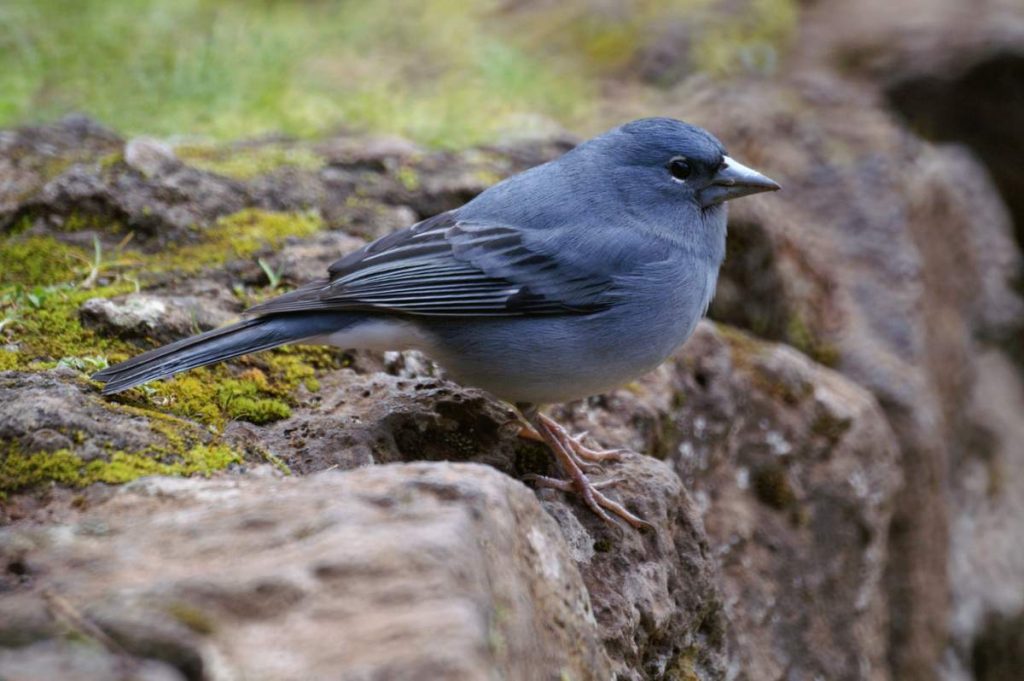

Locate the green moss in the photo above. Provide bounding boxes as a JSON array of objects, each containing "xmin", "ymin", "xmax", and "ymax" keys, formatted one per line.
[
  {"xmin": 176, "ymin": 144, "xmax": 323, "ymax": 180},
  {"xmin": 716, "ymin": 324, "xmax": 764, "ymax": 365},
  {"xmin": 2, "ymin": 280, "xmax": 136, "ymax": 366},
  {"xmin": 1, "ymin": 444, "xmax": 242, "ymax": 493},
  {"xmin": 785, "ymin": 312, "xmax": 839, "ymax": 368},
  {"xmin": 258, "ymin": 345, "xmax": 335, "ymax": 394},
  {"xmin": 0, "ymin": 208, "xmax": 339, "ymax": 494},
  {"xmin": 147, "ymin": 371, "xmax": 226, "ymax": 425},
  {"xmin": 152, "ymin": 208, "xmax": 324, "ymax": 275},
  {"xmin": 717, "ymin": 324, "xmax": 814, "ymax": 404},
  {"xmin": 693, "ymin": 0, "xmax": 798, "ymax": 76},
  {"xmin": 0, "ymin": 350, "xmax": 17, "ymax": 371},
  {"xmin": 120, "ymin": 346, "xmax": 337, "ymax": 429},
  {"xmin": 0, "ymin": 235, "xmax": 84, "ymax": 287},
  {"xmin": 666, "ymin": 648, "xmax": 701, "ymax": 681},
  {"xmin": 97, "ymin": 151, "xmax": 125, "ymax": 172},
  {"xmin": 165, "ymin": 602, "xmax": 217, "ymax": 635},
  {"xmin": 810, "ymin": 410, "xmax": 852, "ymax": 442},
  {"xmin": 217, "ymin": 375, "xmax": 291, "ymax": 424},
  {"xmin": 395, "ymin": 165, "xmax": 421, "ymax": 191},
  {"xmin": 59, "ymin": 212, "xmax": 123, "ymax": 234},
  {"xmin": 1, "ymin": 448, "xmax": 83, "ymax": 489}
]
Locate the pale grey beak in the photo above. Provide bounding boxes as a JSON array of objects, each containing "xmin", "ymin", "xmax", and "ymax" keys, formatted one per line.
[{"xmin": 700, "ymin": 156, "xmax": 780, "ymax": 208}]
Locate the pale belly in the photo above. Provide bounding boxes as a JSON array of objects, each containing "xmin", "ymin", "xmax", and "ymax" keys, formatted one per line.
[{"xmin": 414, "ymin": 293, "xmax": 709, "ymax": 404}]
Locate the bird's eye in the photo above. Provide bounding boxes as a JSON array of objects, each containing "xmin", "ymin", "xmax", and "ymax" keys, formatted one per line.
[{"xmin": 668, "ymin": 157, "xmax": 692, "ymax": 181}]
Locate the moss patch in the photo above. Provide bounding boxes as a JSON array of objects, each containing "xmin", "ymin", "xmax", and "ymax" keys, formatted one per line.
[
  {"xmin": 176, "ymin": 143, "xmax": 323, "ymax": 180},
  {"xmin": 1, "ymin": 443, "xmax": 242, "ymax": 493},
  {"xmin": 127, "ymin": 345, "xmax": 336, "ymax": 428},
  {"xmin": 693, "ymin": 0, "xmax": 798, "ymax": 76},
  {"xmin": 3, "ymin": 280, "xmax": 137, "ymax": 367},
  {"xmin": 786, "ymin": 312, "xmax": 839, "ymax": 368},
  {"xmin": 151, "ymin": 208, "xmax": 323, "ymax": 275},
  {"xmin": 1, "ymin": 209, "xmax": 324, "ymax": 370},
  {"xmin": 0, "ymin": 350, "xmax": 18, "ymax": 371},
  {"xmin": 0, "ymin": 206, "xmax": 345, "ymax": 495},
  {"xmin": 0, "ymin": 235, "xmax": 85, "ymax": 287},
  {"xmin": 217, "ymin": 372, "xmax": 292, "ymax": 425}
]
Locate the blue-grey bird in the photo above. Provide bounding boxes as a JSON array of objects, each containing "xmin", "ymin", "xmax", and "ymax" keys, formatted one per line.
[{"xmin": 94, "ymin": 118, "xmax": 779, "ymax": 528}]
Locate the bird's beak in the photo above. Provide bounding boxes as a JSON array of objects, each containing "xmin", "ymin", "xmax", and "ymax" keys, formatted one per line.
[{"xmin": 700, "ymin": 156, "xmax": 780, "ymax": 208}]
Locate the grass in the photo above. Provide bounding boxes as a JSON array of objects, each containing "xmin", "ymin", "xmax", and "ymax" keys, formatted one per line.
[
  {"xmin": 0, "ymin": 0, "xmax": 593, "ymax": 147},
  {"xmin": 0, "ymin": 0, "xmax": 797, "ymax": 147}
]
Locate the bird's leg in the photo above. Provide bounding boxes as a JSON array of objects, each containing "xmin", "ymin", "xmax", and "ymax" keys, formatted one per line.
[
  {"xmin": 515, "ymin": 411, "xmax": 624, "ymax": 469},
  {"xmin": 535, "ymin": 413, "xmax": 629, "ymax": 463},
  {"xmin": 514, "ymin": 411, "xmax": 603, "ymax": 473},
  {"xmin": 516, "ymin": 403, "xmax": 651, "ymax": 530}
]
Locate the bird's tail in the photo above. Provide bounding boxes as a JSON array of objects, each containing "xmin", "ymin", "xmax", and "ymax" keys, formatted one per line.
[{"xmin": 92, "ymin": 313, "xmax": 355, "ymax": 395}]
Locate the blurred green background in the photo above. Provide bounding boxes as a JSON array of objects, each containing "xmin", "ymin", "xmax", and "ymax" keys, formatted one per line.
[{"xmin": 0, "ymin": 0, "xmax": 795, "ymax": 147}]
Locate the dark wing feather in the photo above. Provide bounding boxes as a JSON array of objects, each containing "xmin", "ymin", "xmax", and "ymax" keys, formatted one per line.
[{"xmin": 247, "ymin": 212, "xmax": 613, "ymax": 317}]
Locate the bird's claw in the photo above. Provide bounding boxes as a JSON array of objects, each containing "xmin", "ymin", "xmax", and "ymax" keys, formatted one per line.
[
  {"xmin": 537, "ymin": 413, "xmax": 629, "ymax": 463},
  {"xmin": 525, "ymin": 412, "xmax": 653, "ymax": 531}
]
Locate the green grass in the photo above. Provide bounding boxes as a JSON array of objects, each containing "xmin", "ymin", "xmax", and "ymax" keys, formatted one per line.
[
  {"xmin": 0, "ymin": 0, "xmax": 594, "ymax": 147},
  {"xmin": 0, "ymin": 0, "xmax": 798, "ymax": 147}
]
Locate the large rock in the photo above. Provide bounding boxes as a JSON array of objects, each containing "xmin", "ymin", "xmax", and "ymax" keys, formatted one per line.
[
  {"xmin": 0, "ymin": 464, "xmax": 611, "ymax": 681},
  {"xmin": 805, "ymin": 0, "xmax": 1024, "ymax": 261},
  {"xmin": 217, "ymin": 320, "xmax": 901, "ymax": 680},
  {"xmin": 550, "ymin": 323, "xmax": 902, "ymax": 680},
  {"xmin": 225, "ymin": 368, "xmax": 731, "ymax": 681},
  {"xmin": 688, "ymin": 75, "xmax": 1024, "ymax": 679}
]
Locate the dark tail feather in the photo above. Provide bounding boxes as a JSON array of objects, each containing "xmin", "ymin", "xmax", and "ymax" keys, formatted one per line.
[{"xmin": 93, "ymin": 313, "xmax": 354, "ymax": 395}]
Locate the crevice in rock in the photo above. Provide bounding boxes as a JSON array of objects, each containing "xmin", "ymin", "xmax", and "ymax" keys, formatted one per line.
[
  {"xmin": 708, "ymin": 219, "xmax": 789, "ymax": 342},
  {"xmin": 972, "ymin": 608, "xmax": 1024, "ymax": 681}
]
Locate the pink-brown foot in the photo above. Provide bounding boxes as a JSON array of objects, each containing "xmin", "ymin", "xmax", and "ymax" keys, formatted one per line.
[
  {"xmin": 525, "ymin": 413, "xmax": 652, "ymax": 531},
  {"xmin": 517, "ymin": 422, "xmax": 604, "ymax": 474},
  {"xmin": 537, "ymin": 413, "xmax": 629, "ymax": 463}
]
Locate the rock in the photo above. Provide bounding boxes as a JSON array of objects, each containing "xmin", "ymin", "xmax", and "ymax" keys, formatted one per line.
[
  {"xmin": 316, "ymin": 133, "xmax": 425, "ymax": 171},
  {"xmin": 264, "ymin": 230, "xmax": 369, "ymax": 285},
  {"xmin": 686, "ymin": 74, "xmax": 1024, "ymax": 679},
  {"xmin": 124, "ymin": 137, "xmax": 180, "ymax": 178},
  {"xmin": 0, "ymin": 372, "xmax": 211, "ymax": 463},
  {"xmin": 79, "ymin": 292, "xmax": 238, "ymax": 345},
  {"xmin": 0, "ymin": 464, "xmax": 612, "ymax": 680},
  {"xmin": 0, "ymin": 116, "xmax": 122, "ymax": 229},
  {"xmin": 969, "ymin": 608, "xmax": 1024, "ymax": 681},
  {"xmin": 219, "ymin": 320, "xmax": 899, "ymax": 680},
  {"xmin": 223, "ymin": 366, "xmax": 733, "ymax": 679},
  {"xmin": 225, "ymin": 372, "xmax": 532, "ymax": 477},
  {"xmin": 24, "ymin": 158, "xmax": 252, "ymax": 244},
  {"xmin": 546, "ymin": 453, "xmax": 726, "ymax": 681},
  {"xmin": 547, "ymin": 323, "xmax": 901, "ymax": 680},
  {"xmin": 804, "ymin": 0, "xmax": 1024, "ymax": 260},
  {"xmin": 1, "ymin": 84, "xmax": 1014, "ymax": 680},
  {"xmin": 0, "ymin": 641, "xmax": 186, "ymax": 681},
  {"xmin": 946, "ymin": 350, "xmax": 1024, "ymax": 680}
]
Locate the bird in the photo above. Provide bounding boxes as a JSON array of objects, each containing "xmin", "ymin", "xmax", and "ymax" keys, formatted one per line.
[{"xmin": 93, "ymin": 117, "xmax": 779, "ymax": 529}]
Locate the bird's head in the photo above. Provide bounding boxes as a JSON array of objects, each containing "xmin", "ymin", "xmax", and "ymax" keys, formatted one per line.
[{"xmin": 579, "ymin": 117, "xmax": 779, "ymax": 214}]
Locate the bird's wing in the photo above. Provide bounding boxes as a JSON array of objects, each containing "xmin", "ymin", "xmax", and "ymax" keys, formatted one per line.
[{"xmin": 245, "ymin": 212, "xmax": 615, "ymax": 317}]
